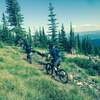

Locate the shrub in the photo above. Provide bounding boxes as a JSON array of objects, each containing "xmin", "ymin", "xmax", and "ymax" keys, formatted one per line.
[
  {"xmin": 0, "ymin": 57, "xmax": 4, "ymax": 62},
  {"xmin": 65, "ymin": 57, "xmax": 100, "ymax": 76},
  {"xmin": 0, "ymin": 42, "xmax": 4, "ymax": 48}
]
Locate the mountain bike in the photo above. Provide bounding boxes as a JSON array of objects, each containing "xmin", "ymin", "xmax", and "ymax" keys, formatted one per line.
[{"xmin": 44, "ymin": 62, "xmax": 68, "ymax": 83}]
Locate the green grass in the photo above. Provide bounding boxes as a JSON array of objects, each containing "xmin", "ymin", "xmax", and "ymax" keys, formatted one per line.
[{"xmin": 0, "ymin": 46, "xmax": 100, "ymax": 100}]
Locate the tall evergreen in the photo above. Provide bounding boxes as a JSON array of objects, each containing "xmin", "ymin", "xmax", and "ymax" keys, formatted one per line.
[
  {"xmin": 48, "ymin": 3, "xmax": 58, "ymax": 45},
  {"xmin": 38, "ymin": 27, "xmax": 43, "ymax": 47},
  {"xmin": 59, "ymin": 24, "xmax": 68, "ymax": 51},
  {"xmin": 41, "ymin": 27, "xmax": 48, "ymax": 48},
  {"xmin": 82, "ymin": 37, "xmax": 86, "ymax": 54},
  {"xmin": 38, "ymin": 27, "xmax": 48, "ymax": 48},
  {"xmin": 69, "ymin": 22, "xmax": 76, "ymax": 53},
  {"xmin": 85, "ymin": 36, "xmax": 92, "ymax": 54},
  {"xmin": 33, "ymin": 28, "xmax": 43, "ymax": 47},
  {"xmin": 33, "ymin": 30, "xmax": 40, "ymax": 47},
  {"xmin": 76, "ymin": 34, "xmax": 81, "ymax": 52},
  {"xmin": 0, "ymin": 25, "xmax": 2, "ymax": 40},
  {"xmin": 94, "ymin": 47, "xmax": 100, "ymax": 56},
  {"xmin": 27, "ymin": 27, "xmax": 33, "ymax": 47},
  {"xmin": 5, "ymin": 0, "xmax": 24, "ymax": 44},
  {"xmin": 33, "ymin": 27, "xmax": 48, "ymax": 48},
  {"xmin": 81, "ymin": 36, "xmax": 92, "ymax": 55},
  {"xmin": 1, "ymin": 13, "xmax": 11, "ymax": 43}
]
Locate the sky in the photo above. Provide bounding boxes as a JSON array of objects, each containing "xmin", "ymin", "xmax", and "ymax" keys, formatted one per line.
[{"xmin": 0, "ymin": 0, "xmax": 100, "ymax": 33}]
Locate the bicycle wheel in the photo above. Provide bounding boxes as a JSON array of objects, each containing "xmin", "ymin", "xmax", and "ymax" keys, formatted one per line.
[
  {"xmin": 53, "ymin": 67, "xmax": 60, "ymax": 80},
  {"xmin": 45, "ymin": 63, "xmax": 53, "ymax": 75},
  {"xmin": 58, "ymin": 69, "xmax": 68, "ymax": 83}
]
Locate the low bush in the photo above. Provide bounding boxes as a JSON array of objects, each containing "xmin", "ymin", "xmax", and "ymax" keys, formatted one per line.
[
  {"xmin": 65, "ymin": 57, "xmax": 100, "ymax": 76},
  {"xmin": 0, "ymin": 42, "xmax": 4, "ymax": 48},
  {"xmin": 0, "ymin": 57, "xmax": 4, "ymax": 62}
]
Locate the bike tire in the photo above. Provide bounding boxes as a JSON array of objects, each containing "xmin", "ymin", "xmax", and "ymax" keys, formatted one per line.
[
  {"xmin": 45, "ymin": 63, "xmax": 53, "ymax": 75},
  {"xmin": 58, "ymin": 69, "xmax": 68, "ymax": 83}
]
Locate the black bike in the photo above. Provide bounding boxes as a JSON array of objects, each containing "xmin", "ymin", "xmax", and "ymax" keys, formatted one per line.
[{"xmin": 44, "ymin": 63, "xmax": 68, "ymax": 83}]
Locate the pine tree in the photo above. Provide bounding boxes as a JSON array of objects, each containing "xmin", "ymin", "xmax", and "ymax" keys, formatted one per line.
[
  {"xmin": 58, "ymin": 31, "xmax": 62, "ymax": 48},
  {"xmin": 94, "ymin": 47, "xmax": 100, "ymax": 56},
  {"xmin": 5, "ymin": 0, "xmax": 24, "ymax": 44},
  {"xmin": 33, "ymin": 27, "xmax": 48, "ymax": 48},
  {"xmin": 0, "ymin": 25, "xmax": 2, "ymax": 40},
  {"xmin": 1, "ymin": 13, "xmax": 11, "ymax": 43},
  {"xmin": 81, "ymin": 36, "xmax": 92, "ymax": 55},
  {"xmin": 38, "ymin": 27, "xmax": 43, "ymax": 47},
  {"xmin": 41, "ymin": 27, "xmax": 48, "ymax": 48},
  {"xmin": 27, "ymin": 27, "xmax": 33, "ymax": 47},
  {"xmin": 69, "ymin": 22, "xmax": 76, "ymax": 53},
  {"xmin": 38, "ymin": 27, "xmax": 48, "ymax": 48},
  {"xmin": 82, "ymin": 37, "xmax": 86, "ymax": 54},
  {"xmin": 59, "ymin": 24, "xmax": 68, "ymax": 51},
  {"xmin": 76, "ymin": 34, "xmax": 81, "ymax": 53},
  {"xmin": 86, "ymin": 36, "xmax": 92, "ymax": 54},
  {"xmin": 33, "ymin": 30, "xmax": 40, "ymax": 47},
  {"xmin": 48, "ymin": 3, "xmax": 58, "ymax": 45}
]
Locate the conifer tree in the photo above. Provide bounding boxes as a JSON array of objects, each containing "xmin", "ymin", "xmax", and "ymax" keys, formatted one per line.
[
  {"xmin": 48, "ymin": 3, "xmax": 58, "ymax": 45},
  {"xmin": 38, "ymin": 27, "xmax": 43, "ymax": 47},
  {"xmin": 38, "ymin": 27, "xmax": 48, "ymax": 48},
  {"xmin": 1, "ymin": 13, "xmax": 11, "ymax": 43},
  {"xmin": 69, "ymin": 23, "xmax": 76, "ymax": 53},
  {"xmin": 59, "ymin": 24, "xmax": 68, "ymax": 51},
  {"xmin": 85, "ymin": 36, "xmax": 92, "ymax": 54},
  {"xmin": 81, "ymin": 36, "xmax": 92, "ymax": 55},
  {"xmin": 0, "ymin": 25, "xmax": 2, "ymax": 40},
  {"xmin": 27, "ymin": 27, "xmax": 33, "ymax": 47},
  {"xmin": 82, "ymin": 37, "xmax": 86, "ymax": 54},
  {"xmin": 76, "ymin": 34, "xmax": 81, "ymax": 52},
  {"xmin": 41, "ymin": 27, "xmax": 48, "ymax": 48},
  {"xmin": 5, "ymin": 0, "xmax": 25, "ymax": 44},
  {"xmin": 94, "ymin": 47, "xmax": 100, "ymax": 56},
  {"xmin": 33, "ymin": 30, "xmax": 41, "ymax": 47},
  {"xmin": 33, "ymin": 27, "xmax": 48, "ymax": 48}
]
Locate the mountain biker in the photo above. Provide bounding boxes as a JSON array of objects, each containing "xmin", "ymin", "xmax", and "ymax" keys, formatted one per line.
[
  {"xmin": 24, "ymin": 39, "xmax": 32, "ymax": 64},
  {"xmin": 48, "ymin": 44, "xmax": 61, "ymax": 74}
]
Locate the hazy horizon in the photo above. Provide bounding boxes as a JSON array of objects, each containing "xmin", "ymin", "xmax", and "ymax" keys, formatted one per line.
[{"xmin": 0, "ymin": 0, "xmax": 100, "ymax": 33}]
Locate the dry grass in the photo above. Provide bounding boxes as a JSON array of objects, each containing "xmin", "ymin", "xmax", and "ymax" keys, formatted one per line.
[{"xmin": 0, "ymin": 46, "xmax": 98, "ymax": 100}]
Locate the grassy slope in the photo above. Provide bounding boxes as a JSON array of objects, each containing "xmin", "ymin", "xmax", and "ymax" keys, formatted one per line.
[{"xmin": 0, "ymin": 46, "xmax": 100, "ymax": 100}]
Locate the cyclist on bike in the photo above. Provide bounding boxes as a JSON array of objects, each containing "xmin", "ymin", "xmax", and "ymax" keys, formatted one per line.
[{"xmin": 48, "ymin": 44, "xmax": 61, "ymax": 74}]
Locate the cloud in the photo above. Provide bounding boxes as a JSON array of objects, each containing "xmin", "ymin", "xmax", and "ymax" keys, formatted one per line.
[{"xmin": 73, "ymin": 24, "xmax": 100, "ymax": 32}]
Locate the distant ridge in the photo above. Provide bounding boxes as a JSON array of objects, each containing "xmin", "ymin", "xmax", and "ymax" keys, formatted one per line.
[
  {"xmin": 91, "ymin": 39, "xmax": 100, "ymax": 47},
  {"xmin": 75, "ymin": 30, "xmax": 100, "ymax": 47},
  {"xmin": 76, "ymin": 30, "xmax": 100, "ymax": 40}
]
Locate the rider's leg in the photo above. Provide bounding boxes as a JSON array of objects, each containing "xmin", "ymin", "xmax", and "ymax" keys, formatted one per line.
[
  {"xmin": 54, "ymin": 58, "xmax": 61, "ymax": 68},
  {"xmin": 29, "ymin": 53, "xmax": 32, "ymax": 64},
  {"xmin": 29, "ymin": 56, "xmax": 32, "ymax": 64},
  {"xmin": 27, "ymin": 53, "xmax": 32, "ymax": 64},
  {"xmin": 51, "ymin": 59, "xmax": 55, "ymax": 76}
]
